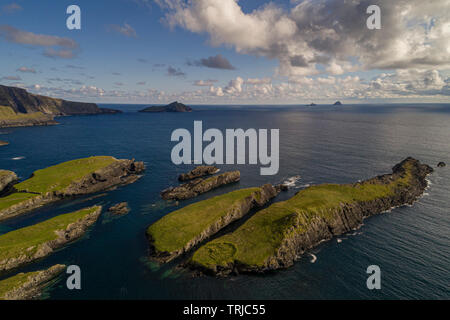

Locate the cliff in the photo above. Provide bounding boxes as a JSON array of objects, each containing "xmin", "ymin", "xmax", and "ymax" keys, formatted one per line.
[
  {"xmin": 139, "ymin": 101, "xmax": 192, "ymax": 113},
  {"xmin": 0, "ymin": 84, "xmax": 121, "ymax": 128},
  {"xmin": 0, "ymin": 264, "xmax": 65, "ymax": 300},
  {"xmin": 161, "ymin": 171, "xmax": 240, "ymax": 200},
  {"xmin": 189, "ymin": 157, "xmax": 433, "ymax": 276},
  {"xmin": 0, "ymin": 206, "xmax": 101, "ymax": 272},
  {"xmin": 0, "ymin": 156, "xmax": 145, "ymax": 221},
  {"xmin": 147, "ymin": 184, "xmax": 280, "ymax": 263},
  {"xmin": 0, "ymin": 170, "xmax": 17, "ymax": 194}
]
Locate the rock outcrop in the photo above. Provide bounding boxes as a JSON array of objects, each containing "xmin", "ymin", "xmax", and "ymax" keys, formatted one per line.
[
  {"xmin": 189, "ymin": 157, "xmax": 433, "ymax": 276},
  {"xmin": 139, "ymin": 101, "xmax": 192, "ymax": 113},
  {"xmin": 0, "ymin": 206, "xmax": 101, "ymax": 272},
  {"xmin": 178, "ymin": 166, "xmax": 220, "ymax": 181},
  {"xmin": 437, "ymin": 162, "xmax": 446, "ymax": 168},
  {"xmin": 108, "ymin": 202, "xmax": 130, "ymax": 215},
  {"xmin": 0, "ymin": 84, "xmax": 121, "ymax": 128},
  {"xmin": 0, "ymin": 170, "xmax": 17, "ymax": 194},
  {"xmin": 161, "ymin": 171, "xmax": 240, "ymax": 201},
  {"xmin": 0, "ymin": 141, "xmax": 9, "ymax": 146},
  {"xmin": 0, "ymin": 264, "xmax": 66, "ymax": 300},
  {"xmin": 334, "ymin": 101, "xmax": 343, "ymax": 105},
  {"xmin": 147, "ymin": 184, "xmax": 280, "ymax": 263}
]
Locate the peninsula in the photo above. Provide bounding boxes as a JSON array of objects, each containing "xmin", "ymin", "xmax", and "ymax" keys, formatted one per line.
[
  {"xmin": 0, "ymin": 84, "xmax": 121, "ymax": 128},
  {"xmin": 147, "ymin": 184, "xmax": 281, "ymax": 263},
  {"xmin": 0, "ymin": 156, "xmax": 145, "ymax": 221},
  {"xmin": 139, "ymin": 101, "xmax": 192, "ymax": 113},
  {"xmin": 189, "ymin": 157, "xmax": 433, "ymax": 275},
  {"xmin": 0, "ymin": 206, "xmax": 101, "ymax": 272}
]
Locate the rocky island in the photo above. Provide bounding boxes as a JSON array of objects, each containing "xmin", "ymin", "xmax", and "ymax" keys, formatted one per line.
[
  {"xmin": 0, "ymin": 84, "xmax": 121, "ymax": 128},
  {"xmin": 161, "ymin": 171, "xmax": 240, "ymax": 201},
  {"xmin": 108, "ymin": 202, "xmax": 130, "ymax": 215},
  {"xmin": 178, "ymin": 166, "xmax": 220, "ymax": 181},
  {"xmin": 147, "ymin": 184, "xmax": 281, "ymax": 263},
  {"xmin": 0, "ymin": 206, "xmax": 101, "ymax": 272},
  {"xmin": 0, "ymin": 141, "xmax": 9, "ymax": 146},
  {"xmin": 0, "ymin": 156, "xmax": 145, "ymax": 222},
  {"xmin": 0, "ymin": 264, "xmax": 65, "ymax": 300},
  {"xmin": 334, "ymin": 101, "xmax": 343, "ymax": 105},
  {"xmin": 188, "ymin": 157, "xmax": 433, "ymax": 276},
  {"xmin": 139, "ymin": 101, "xmax": 192, "ymax": 113}
]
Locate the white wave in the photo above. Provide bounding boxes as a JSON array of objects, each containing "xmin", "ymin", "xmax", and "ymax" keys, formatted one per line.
[
  {"xmin": 12, "ymin": 156, "xmax": 25, "ymax": 160},
  {"xmin": 282, "ymin": 175, "xmax": 301, "ymax": 187},
  {"xmin": 309, "ymin": 253, "xmax": 317, "ymax": 263},
  {"xmin": 337, "ymin": 238, "xmax": 343, "ymax": 243}
]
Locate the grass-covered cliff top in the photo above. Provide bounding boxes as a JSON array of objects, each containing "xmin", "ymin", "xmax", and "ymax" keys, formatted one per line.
[
  {"xmin": 0, "ymin": 206, "xmax": 100, "ymax": 264},
  {"xmin": 147, "ymin": 187, "xmax": 261, "ymax": 255},
  {"xmin": 0, "ymin": 156, "xmax": 117, "ymax": 212},
  {"xmin": 0, "ymin": 106, "xmax": 50, "ymax": 121},
  {"xmin": 0, "ymin": 270, "xmax": 40, "ymax": 299},
  {"xmin": 190, "ymin": 160, "xmax": 423, "ymax": 270}
]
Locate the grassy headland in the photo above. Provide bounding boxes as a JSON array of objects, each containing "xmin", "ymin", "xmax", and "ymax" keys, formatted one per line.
[{"xmin": 189, "ymin": 158, "xmax": 433, "ymax": 274}]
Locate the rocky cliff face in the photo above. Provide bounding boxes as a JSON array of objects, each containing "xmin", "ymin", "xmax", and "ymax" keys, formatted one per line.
[
  {"xmin": 0, "ymin": 264, "xmax": 66, "ymax": 300},
  {"xmin": 149, "ymin": 184, "xmax": 280, "ymax": 263},
  {"xmin": 0, "ymin": 170, "xmax": 17, "ymax": 194},
  {"xmin": 161, "ymin": 171, "xmax": 240, "ymax": 200}
]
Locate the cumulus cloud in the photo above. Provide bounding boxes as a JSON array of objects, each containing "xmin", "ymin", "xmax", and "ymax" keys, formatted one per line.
[
  {"xmin": 107, "ymin": 23, "xmax": 137, "ymax": 38},
  {"xmin": 0, "ymin": 25, "xmax": 79, "ymax": 59},
  {"xmin": 194, "ymin": 79, "xmax": 218, "ymax": 86},
  {"xmin": 17, "ymin": 66, "xmax": 36, "ymax": 73},
  {"xmin": 1, "ymin": 75, "xmax": 21, "ymax": 81},
  {"xmin": 158, "ymin": 0, "xmax": 450, "ymax": 76},
  {"xmin": 187, "ymin": 54, "xmax": 236, "ymax": 70}
]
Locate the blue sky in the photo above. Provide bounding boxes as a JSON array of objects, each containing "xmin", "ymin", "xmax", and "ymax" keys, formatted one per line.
[{"xmin": 0, "ymin": 0, "xmax": 449, "ymax": 104}]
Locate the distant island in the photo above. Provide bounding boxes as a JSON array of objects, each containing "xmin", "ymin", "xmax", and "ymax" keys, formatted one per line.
[
  {"xmin": 334, "ymin": 101, "xmax": 343, "ymax": 105},
  {"xmin": 0, "ymin": 140, "xmax": 8, "ymax": 146},
  {"xmin": 306, "ymin": 103, "xmax": 317, "ymax": 106},
  {"xmin": 0, "ymin": 84, "xmax": 121, "ymax": 128},
  {"xmin": 139, "ymin": 101, "xmax": 192, "ymax": 113}
]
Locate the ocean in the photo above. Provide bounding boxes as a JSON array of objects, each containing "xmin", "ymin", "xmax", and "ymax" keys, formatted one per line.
[{"xmin": 0, "ymin": 104, "xmax": 449, "ymax": 299}]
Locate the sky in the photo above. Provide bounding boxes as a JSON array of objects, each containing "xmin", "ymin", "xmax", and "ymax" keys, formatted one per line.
[{"xmin": 0, "ymin": 0, "xmax": 449, "ymax": 104}]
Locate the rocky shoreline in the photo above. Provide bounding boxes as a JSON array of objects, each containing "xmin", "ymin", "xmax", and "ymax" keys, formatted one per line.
[
  {"xmin": 0, "ymin": 170, "xmax": 17, "ymax": 194},
  {"xmin": 188, "ymin": 157, "xmax": 433, "ymax": 276},
  {"xmin": 0, "ymin": 158, "xmax": 144, "ymax": 222},
  {"xmin": 178, "ymin": 166, "xmax": 219, "ymax": 181},
  {"xmin": 148, "ymin": 184, "xmax": 281, "ymax": 263},
  {"xmin": 161, "ymin": 171, "xmax": 240, "ymax": 201},
  {"xmin": 0, "ymin": 206, "xmax": 102, "ymax": 272},
  {"xmin": 0, "ymin": 264, "xmax": 65, "ymax": 300}
]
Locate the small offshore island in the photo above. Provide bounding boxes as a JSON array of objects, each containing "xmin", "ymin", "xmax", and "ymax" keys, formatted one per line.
[
  {"xmin": 139, "ymin": 101, "xmax": 192, "ymax": 113},
  {"xmin": 0, "ymin": 84, "xmax": 121, "ymax": 128}
]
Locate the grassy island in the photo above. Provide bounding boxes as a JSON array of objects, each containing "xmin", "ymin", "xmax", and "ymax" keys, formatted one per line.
[
  {"xmin": 0, "ymin": 206, "xmax": 101, "ymax": 272},
  {"xmin": 189, "ymin": 158, "xmax": 433, "ymax": 274},
  {"xmin": 147, "ymin": 184, "xmax": 280, "ymax": 262}
]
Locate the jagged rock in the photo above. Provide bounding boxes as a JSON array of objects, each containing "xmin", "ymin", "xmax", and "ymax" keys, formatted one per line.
[
  {"xmin": 108, "ymin": 202, "xmax": 130, "ymax": 215},
  {"xmin": 437, "ymin": 162, "xmax": 446, "ymax": 168},
  {"xmin": 139, "ymin": 101, "xmax": 192, "ymax": 113},
  {"xmin": 178, "ymin": 166, "xmax": 220, "ymax": 181},
  {"xmin": 0, "ymin": 170, "xmax": 17, "ymax": 194},
  {"xmin": 0, "ymin": 264, "xmax": 66, "ymax": 300},
  {"xmin": 161, "ymin": 171, "xmax": 240, "ymax": 201}
]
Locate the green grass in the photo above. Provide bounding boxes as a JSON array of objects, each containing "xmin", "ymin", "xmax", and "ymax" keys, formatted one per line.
[
  {"xmin": 0, "ymin": 106, "xmax": 48, "ymax": 121},
  {"xmin": 0, "ymin": 156, "xmax": 117, "ymax": 211},
  {"xmin": 147, "ymin": 187, "xmax": 261, "ymax": 254},
  {"xmin": 0, "ymin": 206, "xmax": 100, "ymax": 263},
  {"xmin": 0, "ymin": 270, "xmax": 39, "ymax": 299},
  {"xmin": 191, "ymin": 163, "xmax": 414, "ymax": 269}
]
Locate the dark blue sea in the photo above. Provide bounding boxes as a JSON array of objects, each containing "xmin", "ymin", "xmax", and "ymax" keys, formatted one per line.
[{"xmin": 0, "ymin": 104, "xmax": 449, "ymax": 300}]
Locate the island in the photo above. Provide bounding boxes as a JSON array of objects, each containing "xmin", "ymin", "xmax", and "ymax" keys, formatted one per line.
[
  {"xmin": 306, "ymin": 103, "xmax": 317, "ymax": 106},
  {"xmin": 0, "ymin": 156, "xmax": 145, "ymax": 222},
  {"xmin": 0, "ymin": 84, "xmax": 121, "ymax": 128},
  {"xmin": 147, "ymin": 184, "xmax": 281, "ymax": 263},
  {"xmin": 161, "ymin": 171, "xmax": 240, "ymax": 200},
  {"xmin": 0, "ymin": 264, "xmax": 65, "ymax": 300},
  {"xmin": 188, "ymin": 157, "xmax": 433, "ymax": 276},
  {"xmin": 139, "ymin": 101, "xmax": 192, "ymax": 113},
  {"xmin": 178, "ymin": 166, "xmax": 220, "ymax": 181},
  {"xmin": 108, "ymin": 202, "xmax": 130, "ymax": 215},
  {"xmin": 437, "ymin": 162, "xmax": 446, "ymax": 168},
  {"xmin": 0, "ymin": 206, "xmax": 101, "ymax": 272},
  {"xmin": 0, "ymin": 141, "xmax": 9, "ymax": 146},
  {"xmin": 334, "ymin": 101, "xmax": 343, "ymax": 105},
  {"xmin": 0, "ymin": 170, "xmax": 17, "ymax": 194}
]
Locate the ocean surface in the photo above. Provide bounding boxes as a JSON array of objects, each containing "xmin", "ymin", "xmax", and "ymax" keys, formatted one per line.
[{"xmin": 0, "ymin": 104, "xmax": 449, "ymax": 300}]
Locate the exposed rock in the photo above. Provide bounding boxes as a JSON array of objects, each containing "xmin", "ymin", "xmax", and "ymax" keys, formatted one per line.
[
  {"xmin": 307, "ymin": 103, "xmax": 317, "ymax": 106},
  {"xmin": 0, "ymin": 170, "xmax": 17, "ymax": 194},
  {"xmin": 334, "ymin": 101, "xmax": 343, "ymax": 105},
  {"xmin": 0, "ymin": 84, "xmax": 121, "ymax": 128},
  {"xmin": 148, "ymin": 184, "xmax": 280, "ymax": 263},
  {"xmin": 0, "ymin": 264, "xmax": 66, "ymax": 300},
  {"xmin": 437, "ymin": 162, "xmax": 446, "ymax": 168},
  {"xmin": 161, "ymin": 171, "xmax": 240, "ymax": 201},
  {"xmin": 0, "ymin": 206, "xmax": 101, "ymax": 272},
  {"xmin": 178, "ymin": 166, "xmax": 220, "ymax": 181},
  {"xmin": 139, "ymin": 101, "xmax": 192, "ymax": 113},
  {"xmin": 0, "ymin": 140, "xmax": 9, "ymax": 146},
  {"xmin": 275, "ymin": 184, "xmax": 289, "ymax": 192},
  {"xmin": 189, "ymin": 157, "xmax": 434, "ymax": 276},
  {"xmin": 108, "ymin": 202, "xmax": 130, "ymax": 215}
]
